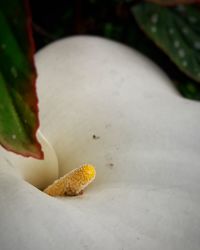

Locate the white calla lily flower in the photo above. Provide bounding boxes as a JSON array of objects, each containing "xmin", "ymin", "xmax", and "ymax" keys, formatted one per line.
[{"xmin": 0, "ymin": 36, "xmax": 200, "ymax": 250}]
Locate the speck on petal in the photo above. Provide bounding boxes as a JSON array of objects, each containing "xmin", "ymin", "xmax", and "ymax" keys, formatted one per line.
[
  {"xmin": 151, "ymin": 14, "xmax": 158, "ymax": 24},
  {"xmin": 151, "ymin": 26, "xmax": 157, "ymax": 33},
  {"xmin": 178, "ymin": 49, "xmax": 185, "ymax": 58},
  {"xmin": 174, "ymin": 40, "xmax": 180, "ymax": 48},
  {"xmin": 194, "ymin": 41, "xmax": 200, "ymax": 50}
]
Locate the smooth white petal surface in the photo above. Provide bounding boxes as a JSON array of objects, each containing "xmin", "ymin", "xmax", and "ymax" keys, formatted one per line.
[{"xmin": 0, "ymin": 36, "xmax": 200, "ymax": 250}]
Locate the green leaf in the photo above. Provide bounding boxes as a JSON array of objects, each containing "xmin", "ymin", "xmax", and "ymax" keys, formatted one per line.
[
  {"xmin": 0, "ymin": 0, "xmax": 43, "ymax": 159},
  {"xmin": 177, "ymin": 79, "xmax": 200, "ymax": 100},
  {"xmin": 132, "ymin": 3, "xmax": 200, "ymax": 83}
]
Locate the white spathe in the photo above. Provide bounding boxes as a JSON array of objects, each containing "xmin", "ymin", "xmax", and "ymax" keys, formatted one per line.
[
  {"xmin": 0, "ymin": 131, "xmax": 58, "ymax": 189},
  {"xmin": 0, "ymin": 36, "xmax": 200, "ymax": 250}
]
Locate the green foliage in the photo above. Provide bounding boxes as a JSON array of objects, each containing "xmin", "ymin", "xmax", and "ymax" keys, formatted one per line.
[
  {"xmin": 0, "ymin": 0, "xmax": 43, "ymax": 158},
  {"xmin": 132, "ymin": 3, "xmax": 200, "ymax": 83}
]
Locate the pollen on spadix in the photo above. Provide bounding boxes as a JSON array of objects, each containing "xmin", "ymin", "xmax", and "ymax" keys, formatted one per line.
[{"xmin": 44, "ymin": 164, "xmax": 96, "ymax": 196}]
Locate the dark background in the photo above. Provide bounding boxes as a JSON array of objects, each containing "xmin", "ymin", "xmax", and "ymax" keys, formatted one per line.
[{"xmin": 29, "ymin": 0, "xmax": 200, "ymax": 100}]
